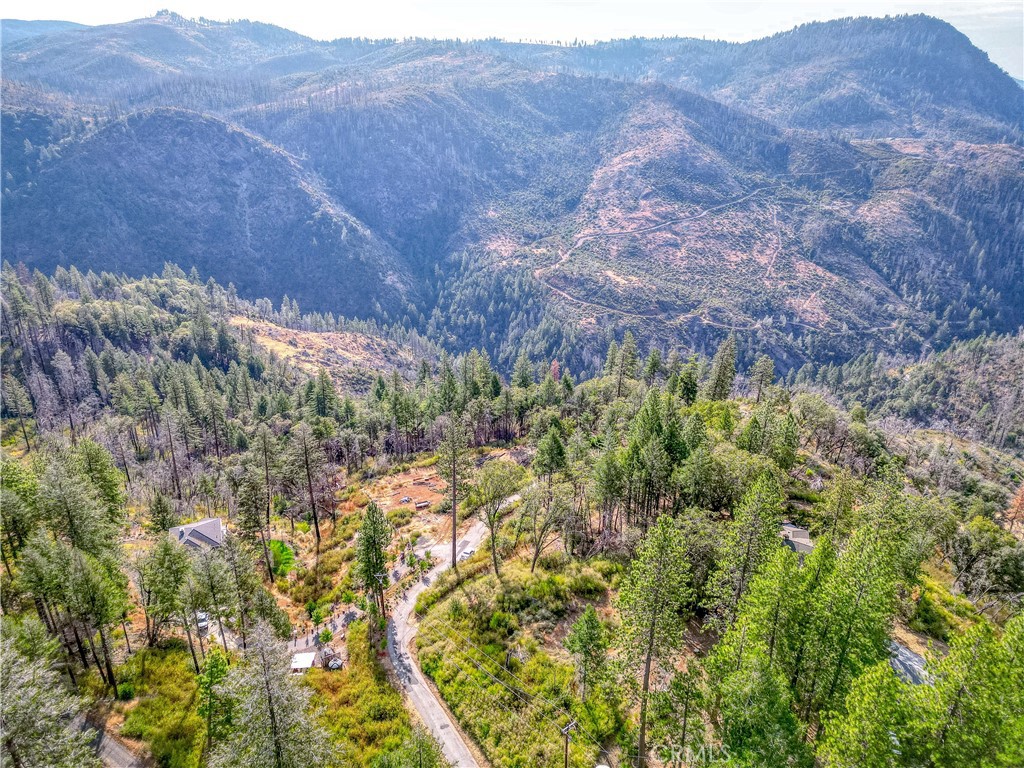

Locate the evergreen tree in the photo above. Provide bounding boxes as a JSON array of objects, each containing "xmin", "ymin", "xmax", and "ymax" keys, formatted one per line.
[
  {"xmin": 703, "ymin": 335, "xmax": 737, "ymax": 401},
  {"xmin": 2, "ymin": 373, "xmax": 34, "ymax": 453},
  {"xmin": 149, "ymin": 492, "xmax": 178, "ymax": 531},
  {"xmin": 437, "ymin": 415, "xmax": 472, "ymax": 567},
  {"xmin": 617, "ymin": 515, "xmax": 693, "ymax": 767},
  {"xmin": 704, "ymin": 471, "xmax": 784, "ymax": 630},
  {"xmin": 564, "ymin": 605, "xmax": 607, "ymax": 699},
  {"xmin": 209, "ymin": 622, "xmax": 333, "ymax": 768},
  {"xmin": 513, "ymin": 350, "xmax": 534, "ymax": 388},
  {"xmin": 286, "ymin": 422, "xmax": 325, "ymax": 543},
  {"xmin": 603, "ymin": 340, "xmax": 620, "ymax": 377},
  {"xmin": 198, "ymin": 647, "xmax": 233, "ymax": 755},
  {"xmin": 749, "ymin": 355, "xmax": 775, "ymax": 403},
  {"xmin": 0, "ymin": 636, "xmax": 102, "ymax": 768},
  {"xmin": 615, "ymin": 331, "xmax": 639, "ymax": 397},
  {"xmin": 355, "ymin": 501, "xmax": 391, "ymax": 618}
]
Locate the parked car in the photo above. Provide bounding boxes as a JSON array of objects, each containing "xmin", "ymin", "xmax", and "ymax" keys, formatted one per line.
[
  {"xmin": 196, "ymin": 611, "xmax": 209, "ymax": 632},
  {"xmin": 458, "ymin": 548, "xmax": 475, "ymax": 562}
]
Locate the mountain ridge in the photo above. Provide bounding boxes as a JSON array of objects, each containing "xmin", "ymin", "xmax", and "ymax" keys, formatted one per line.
[{"xmin": 3, "ymin": 12, "xmax": 1021, "ymax": 373}]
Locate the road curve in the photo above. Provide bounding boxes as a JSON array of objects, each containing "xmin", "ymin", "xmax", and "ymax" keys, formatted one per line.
[
  {"xmin": 76, "ymin": 716, "xmax": 147, "ymax": 768},
  {"xmin": 387, "ymin": 519, "xmax": 489, "ymax": 767}
]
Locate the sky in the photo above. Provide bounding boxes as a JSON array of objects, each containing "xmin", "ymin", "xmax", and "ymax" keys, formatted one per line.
[{"xmin": 5, "ymin": 0, "xmax": 1023, "ymax": 78}]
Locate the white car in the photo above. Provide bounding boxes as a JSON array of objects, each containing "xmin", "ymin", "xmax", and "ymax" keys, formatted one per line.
[{"xmin": 458, "ymin": 548, "xmax": 475, "ymax": 562}]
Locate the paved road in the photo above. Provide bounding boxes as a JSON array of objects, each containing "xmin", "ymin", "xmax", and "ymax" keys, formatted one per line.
[
  {"xmin": 889, "ymin": 640, "xmax": 930, "ymax": 685},
  {"xmin": 77, "ymin": 717, "xmax": 146, "ymax": 768},
  {"xmin": 388, "ymin": 518, "xmax": 490, "ymax": 767}
]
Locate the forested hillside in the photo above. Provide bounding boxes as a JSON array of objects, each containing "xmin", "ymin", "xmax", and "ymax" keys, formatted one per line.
[
  {"xmin": 3, "ymin": 12, "xmax": 1022, "ymax": 374},
  {"xmin": 794, "ymin": 332, "xmax": 1024, "ymax": 453},
  {"xmin": 2, "ymin": 265, "xmax": 1022, "ymax": 767}
]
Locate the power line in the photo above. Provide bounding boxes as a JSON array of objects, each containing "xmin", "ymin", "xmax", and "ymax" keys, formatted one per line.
[
  {"xmin": 427, "ymin": 613, "xmax": 611, "ymax": 749},
  {"xmin": 421, "ymin": 615, "xmax": 618, "ymax": 762}
]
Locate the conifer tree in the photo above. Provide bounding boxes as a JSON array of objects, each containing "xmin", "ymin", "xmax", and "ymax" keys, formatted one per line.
[
  {"xmin": 617, "ymin": 515, "xmax": 693, "ymax": 767},
  {"xmin": 749, "ymin": 354, "xmax": 775, "ymax": 402},
  {"xmin": 704, "ymin": 471, "xmax": 784, "ymax": 630},
  {"xmin": 703, "ymin": 335, "xmax": 737, "ymax": 401},
  {"xmin": 209, "ymin": 622, "xmax": 333, "ymax": 768},
  {"xmin": 355, "ymin": 501, "xmax": 391, "ymax": 618},
  {"xmin": 0, "ymin": 636, "xmax": 102, "ymax": 768},
  {"xmin": 437, "ymin": 415, "xmax": 472, "ymax": 567},
  {"xmin": 564, "ymin": 604, "xmax": 607, "ymax": 699},
  {"xmin": 2, "ymin": 373, "xmax": 34, "ymax": 452}
]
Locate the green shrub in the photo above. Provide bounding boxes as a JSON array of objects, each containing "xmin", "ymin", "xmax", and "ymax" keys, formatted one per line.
[
  {"xmin": 268, "ymin": 539, "xmax": 295, "ymax": 576},
  {"xmin": 488, "ymin": 611, "xmax": 518, "ymax": 637},
  {"xmin": 909, "ymin": 591, "xmax": 953, "ymax": 641},
  {"xmin": 387, "ymin": 507, "xmax": 413, "ymax": 527},
  {"xmin": 567, "ymin": 566, "xmax": 607, "ymax": 598}
]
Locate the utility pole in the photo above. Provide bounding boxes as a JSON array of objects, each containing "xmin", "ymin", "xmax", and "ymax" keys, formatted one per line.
[{"xmin": 561, "ymin": 720, "xmax": 577, "ymax": 768}]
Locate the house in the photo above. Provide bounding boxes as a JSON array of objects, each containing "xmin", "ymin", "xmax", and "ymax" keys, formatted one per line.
[
  {"xmin": 168, "ymin": 518, "xmax": 226, "ymax": 550},
  {"xmin": 290, "ymin": 652, "xmax": 316, "ymax": 674},
  {"xmin": 780, "ymin": 522, "xmax": 814, "ymax": 556}
]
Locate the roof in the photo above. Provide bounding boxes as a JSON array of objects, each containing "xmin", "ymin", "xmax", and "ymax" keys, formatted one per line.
[
  {"xmin": 780, "ymin": 522, "xmax": 815, "ymax": 555},
  {"xmin": 168, "ymin": 518, "xmax": 225, "ymax": 549},
  {"xmin": 291, "ymin": 652, "xmax": 316, "ymax": 672}
]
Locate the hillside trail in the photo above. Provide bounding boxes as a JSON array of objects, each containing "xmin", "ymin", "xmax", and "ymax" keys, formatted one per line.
[{"xmin": 531, "ymin": 163, "xmax": 867, "ymax": 324}]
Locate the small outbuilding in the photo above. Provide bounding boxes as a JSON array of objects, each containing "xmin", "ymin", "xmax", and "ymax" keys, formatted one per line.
[{"xmin": 290, "ymin": 652, "xmax": 317, "ymax": 674}]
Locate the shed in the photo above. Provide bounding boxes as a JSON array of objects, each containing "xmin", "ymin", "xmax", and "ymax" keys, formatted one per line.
[{"xmin": 290, "ymin": 652, "xmax": 316, "ymax": 674}]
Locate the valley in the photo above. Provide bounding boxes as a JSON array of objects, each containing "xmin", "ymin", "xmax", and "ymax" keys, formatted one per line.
[{"xmin": 1, "ymin": 10, "xmax": 1023, "ymax": 768}]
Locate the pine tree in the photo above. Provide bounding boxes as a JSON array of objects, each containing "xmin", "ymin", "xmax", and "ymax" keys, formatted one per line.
[
  {"xmin": 209, "ymin": 622, "xmax": 333, "ymax": 768},
  {"xmin": 149, "ymin": 492, "xmax": 178, "ymax": 531},
  {"xmin": 749, "ymin": 355, "xmax": 775, "ymax": 403},
  {"xmin": 564, "ymin": 605, "xmax": 607, "ymax": 699},
  {"xmin": 643, "ymin": 348, "xmax": 663, "ymax": 383},
  {"xmin": 533, "ymin": 426, "xmax": 566, "ymax": 482},
  {"xmin": 437, "ymin": 415, "xmax": 472, "ymax": 567},
  {"xmin": 703, "ymin": 335, "xmax": 737, "ymax": 401},
  {"xmin": 73, "ymin": 439, "xmax": 125, "ymax": 523},
  {"xmin": 286, "ymin": 422, "xmax": 325, "ymax": 543},
  {"xmin": 0, "ymin": 636, "xmax": 102, "ymax": 767},
  {"xmin": 2, "ymin": 373, "xmax": 34, "ymax": 453},
  {"xmin": 617, "ymin": 515, "xmax": 693, "ymax": 767},
  {"xmin": 615, "ymin": 331, "xmax": 639, "ymax": 397},
  {"xmin": 796, "ymin": 527, "xmax": 899, "ymax": 724},
  {"xmin": 603, "ymin": 340, "xmax": 620, "ymax": 377},
  {"xmin": 198, "ymin": 647, "xmax": 233, "ymax": 755},
  {"xmin": 38, "ymin": 458, "xmax": 113, "ymax": 557},
  {"xmin": 704, "ymin": 472, "xmax": 784, "ymax": 630},
  {"xmin": 355, "ymin": 501, "xmax": 391, "ymax": 618}
]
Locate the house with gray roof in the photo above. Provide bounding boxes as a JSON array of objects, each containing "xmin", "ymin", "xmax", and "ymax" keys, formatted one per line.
[
  {"xmin": 168, "ymin": 517, "xmax": 226, "ymax": 549},
  {"xmin": 780, "ymin": 522, "xmax": 815, "ymax": 555}
]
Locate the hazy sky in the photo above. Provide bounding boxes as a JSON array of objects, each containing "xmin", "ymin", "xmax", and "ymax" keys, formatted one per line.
[{"xmin": 6, "ymin": 0, "xmax": 1023, "ymax": 78}]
